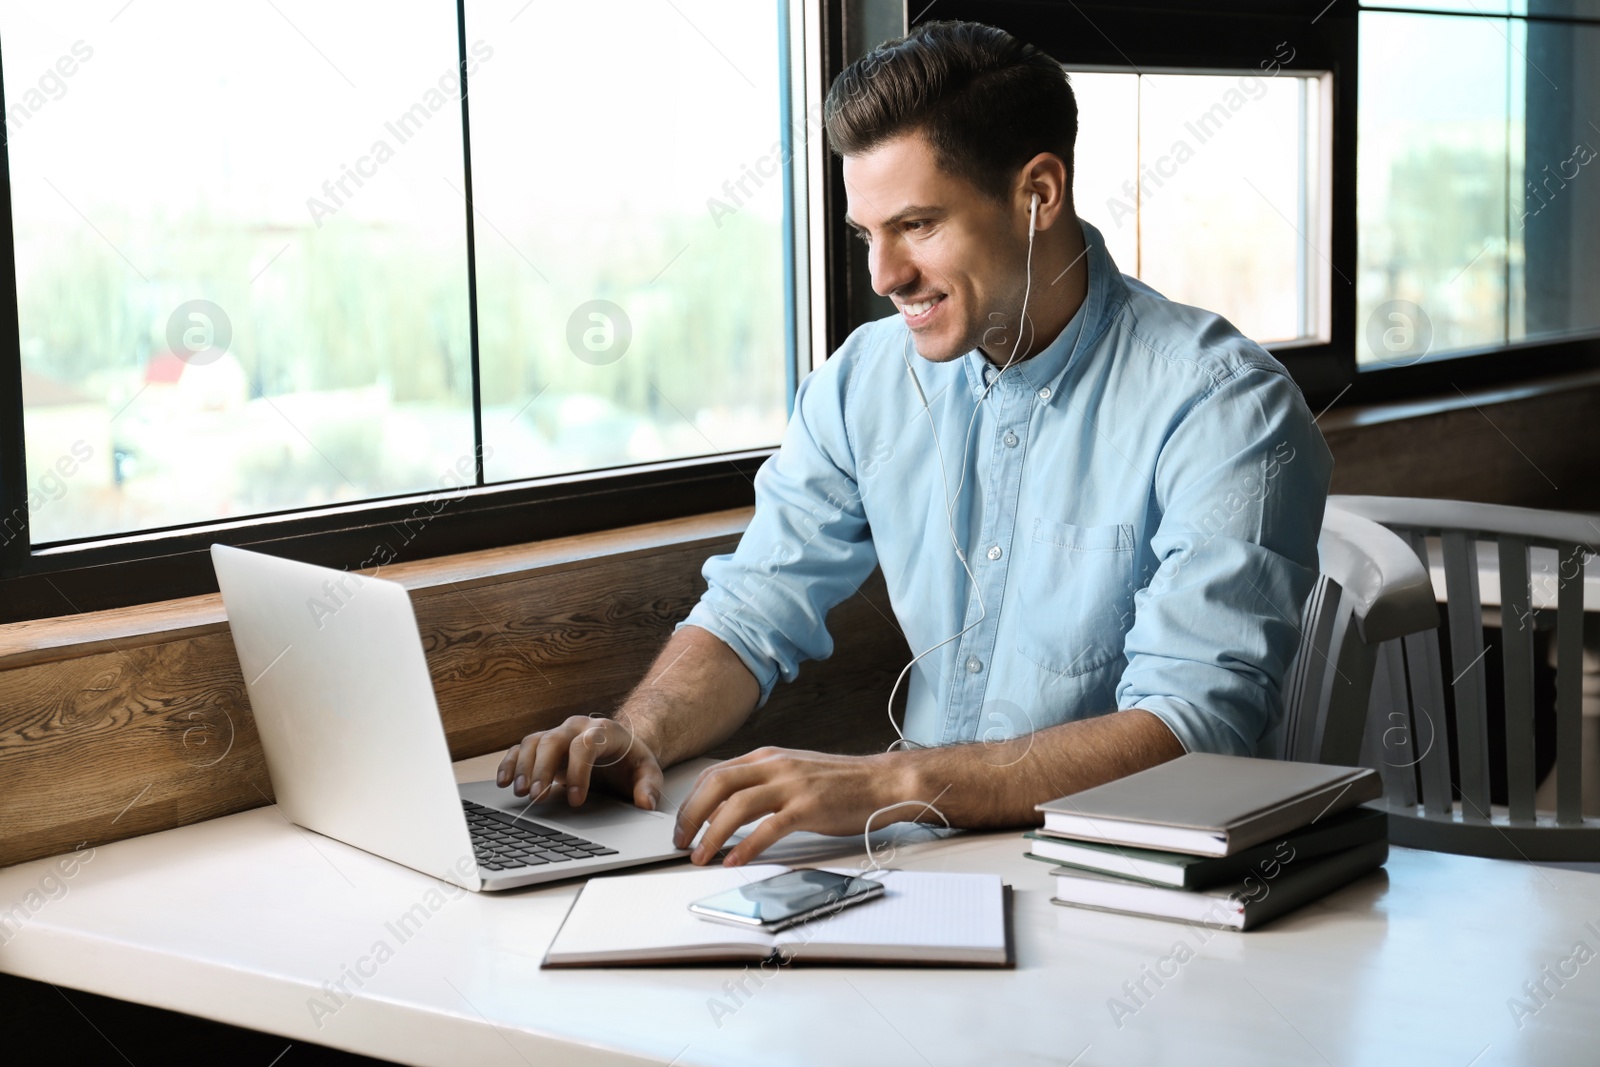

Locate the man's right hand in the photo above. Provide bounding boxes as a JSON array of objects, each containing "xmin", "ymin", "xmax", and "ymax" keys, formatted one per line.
[{"xmin": 495, "ymin": 715, "xmax": 665, "ymax": 811}]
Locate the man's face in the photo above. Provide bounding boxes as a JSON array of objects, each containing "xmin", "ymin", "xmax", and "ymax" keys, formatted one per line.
[{"xmin": 843, "ymin": 131, "xmax": 1025, "ymax": 363}]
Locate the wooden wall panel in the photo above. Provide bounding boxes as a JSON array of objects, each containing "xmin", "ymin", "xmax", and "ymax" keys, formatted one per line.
[
  {"xmin": 1323, "ymin": 374, "xmax": 1600, "ymax": 512},
  {"xmin": 0, "ymin": 631, "xmax": 269, "ymax": 867},
  {"xmin": 418, "ymin": 537, "xmax": 735, "ymax": 760},
  {"xmin": 0, "ymin": 529, "xmax": 909, "ymax": 870}
]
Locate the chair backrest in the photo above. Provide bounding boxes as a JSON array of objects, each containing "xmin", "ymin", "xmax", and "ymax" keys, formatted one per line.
[
  {"xmin": 1270, "ymin": 504, "xmax": 1440, "ymax": 766},
  {"xmin": 1331, "ymin": 494, "xmax": 1600, "ymax": 860}
]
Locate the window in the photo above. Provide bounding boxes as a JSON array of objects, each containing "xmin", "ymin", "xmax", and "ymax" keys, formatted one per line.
[
  {"xmin": 465, "ymin": 0, "xmax": 791, "ymax": 485},
  {"xmin": 7, "ymin": 2, "xmax": 475, "ymax": 544},
  {"xmin": 1357, "ymin": 3, "xmax": 1600, "ymax": 367},
  {"xmin": 1071, "ymin": 61, "xmax": 1331, "ymax": 348},
  {"xmin": 0, "ymin": 0, "xmax": 804, "ymax": 618}
]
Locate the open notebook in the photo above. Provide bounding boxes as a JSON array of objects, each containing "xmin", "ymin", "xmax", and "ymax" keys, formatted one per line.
[{"xmin": 542, "ymin": 864, "xmax": 1014, "ymax": 968}]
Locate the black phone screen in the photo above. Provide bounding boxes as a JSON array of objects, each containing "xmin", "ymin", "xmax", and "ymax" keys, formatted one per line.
[{"xmin": 689, "ymin": 869, "xmax": 883, "ymax": 927}]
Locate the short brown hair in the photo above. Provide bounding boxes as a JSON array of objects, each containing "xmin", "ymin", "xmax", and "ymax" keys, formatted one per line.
[{"xmin": 823, "ymin": 20, "xmax": 1077, "ymax": 204}]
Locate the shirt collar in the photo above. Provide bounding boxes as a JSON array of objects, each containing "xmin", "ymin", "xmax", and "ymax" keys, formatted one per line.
[{"xmin": 961, "ymin": 216, "xmax": 1128, "ymax": 402}]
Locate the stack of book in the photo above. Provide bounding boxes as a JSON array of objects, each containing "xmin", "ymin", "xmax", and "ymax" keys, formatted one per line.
[{"xmin": 1029, "ymin": 754, "xmax": 1388, "ymax": 931}]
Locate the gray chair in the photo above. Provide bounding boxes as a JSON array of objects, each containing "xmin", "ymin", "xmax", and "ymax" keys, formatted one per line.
[
  {"xmin": 1268, "ymin": 503, "xmax": 1441, "ymax": 768},
  {"xmin": 1332, "ymin": 494, "xmax": 1600, "ymax": 860}
]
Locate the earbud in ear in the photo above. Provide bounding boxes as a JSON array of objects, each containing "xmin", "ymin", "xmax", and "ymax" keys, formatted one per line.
[{"xmin": 1029, "ymin": 192, "xmax": 1040, "ymax": 237}]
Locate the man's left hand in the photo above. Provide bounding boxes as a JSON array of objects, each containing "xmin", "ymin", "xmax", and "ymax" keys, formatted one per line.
[{"xmin": 671, "ymin": 747, "xmax": 917, "ymax": 866}]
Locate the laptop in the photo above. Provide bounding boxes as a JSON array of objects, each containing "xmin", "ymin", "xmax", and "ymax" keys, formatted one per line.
[{"xmin": 210, "ymin": 543, "xmax": 690, "ymax": 891}]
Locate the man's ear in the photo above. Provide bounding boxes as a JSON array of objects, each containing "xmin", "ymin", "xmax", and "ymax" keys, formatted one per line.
[{"xmin": 1018, "ymin": 152, "xmax": 1070, "ymax": 231}]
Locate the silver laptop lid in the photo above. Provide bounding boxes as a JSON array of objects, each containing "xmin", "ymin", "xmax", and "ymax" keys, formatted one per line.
[{"xmin": 211, "ymin": 544, "xmax": 479, "ymax": 892}]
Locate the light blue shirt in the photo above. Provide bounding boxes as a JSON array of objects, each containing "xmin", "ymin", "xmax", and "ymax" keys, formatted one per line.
[{"xmin": 680, "ymin": 218, "xmax": 1333, "ymax": 757}]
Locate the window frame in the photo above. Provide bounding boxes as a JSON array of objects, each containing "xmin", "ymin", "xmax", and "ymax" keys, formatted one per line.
[
  {"xmin": 8, "ymin": 0, "xmax": 1598, "ymax": 623},
  {"xmin": 0, "ymin": 0, "xmax": 813, "ymax": 622},
  {"xmin": 908, "ymin": 0, "xmax": 1600, "ymax": 411}
]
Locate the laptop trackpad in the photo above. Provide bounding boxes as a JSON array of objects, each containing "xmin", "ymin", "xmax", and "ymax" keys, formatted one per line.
[{"xmin": 458, "ymin": 779, "xmax": 670, "ymax": 832}]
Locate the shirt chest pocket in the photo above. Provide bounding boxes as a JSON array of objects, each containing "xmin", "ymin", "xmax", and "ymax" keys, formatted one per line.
[{"xmin": 1013, "ymin": 519, "xmax": 1137, "ymax": 677}]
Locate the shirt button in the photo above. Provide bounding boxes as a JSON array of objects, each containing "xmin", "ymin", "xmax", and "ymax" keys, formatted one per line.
[
  {"xmin": 1038, "ymin": 387, "xmax": 1052, "ymax": 400},
  {"xmin": 986, "ymin": 545, "xmax": 1002, "ymax": 561},
  {"xmin": 1002, "ymin": 431, "xmax": 1019, "ymax": 448},
  {"xmin": 965, "ymin": 655, "xmax": 983, "ymax": 673}
]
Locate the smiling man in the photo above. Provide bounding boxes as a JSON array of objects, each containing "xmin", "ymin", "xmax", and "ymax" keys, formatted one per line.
[{"xmin": 497, "ymin": 20, "xmax": 1333, "ymax": 865}]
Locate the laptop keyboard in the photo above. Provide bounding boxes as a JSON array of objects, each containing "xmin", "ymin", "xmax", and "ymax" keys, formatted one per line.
[{"xmin": 463, "ymin": 799, "xmax": 619, "ymax": 871}]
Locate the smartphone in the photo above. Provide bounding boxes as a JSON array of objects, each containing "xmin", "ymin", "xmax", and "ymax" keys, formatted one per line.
[{"xmin": 688, "ymin": 868, "xmax": 885, "ymax": 932}]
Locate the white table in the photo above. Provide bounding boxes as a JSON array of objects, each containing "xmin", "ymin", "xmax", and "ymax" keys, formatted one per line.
[
  {"xmin": 1421, "ymin": 538, "xmax": 1600, "ymax": 612},
  {"xmin": 2, "ymin": 752, "xmax": 1596, "ymax": 1066}
]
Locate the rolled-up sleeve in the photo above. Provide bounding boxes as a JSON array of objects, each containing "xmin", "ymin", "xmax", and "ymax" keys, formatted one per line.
[
  {"xmin": 677, "ymin": 343, "xmax": 879, "ymax": 706},
  {"xmin": 1115, "ymin": 365, "xmax": 1333, "ymax": 755}
]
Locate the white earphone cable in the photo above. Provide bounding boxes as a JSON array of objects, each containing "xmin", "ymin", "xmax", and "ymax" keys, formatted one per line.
[{"xmin": 884, "ymin": 193, "xmax": 1055, "ymax": 751}]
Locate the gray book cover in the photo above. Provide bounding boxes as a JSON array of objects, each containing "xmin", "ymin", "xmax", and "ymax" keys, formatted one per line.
[{"xmin": 1035, "ymin": 754, "xmax": 1382, "ymax": 856}]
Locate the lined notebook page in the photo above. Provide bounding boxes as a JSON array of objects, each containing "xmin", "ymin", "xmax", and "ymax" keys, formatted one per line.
[
  {"xmin": 546, "ymin": 864, "xmax": 787, "ymax": 962},
  {"xmin": 778, "ymin": 869, "xmax": 1006, "ymax": 956},
  {"xmin": 544, "ymin": 864, "xmax": 1007, "ymax": 966}
]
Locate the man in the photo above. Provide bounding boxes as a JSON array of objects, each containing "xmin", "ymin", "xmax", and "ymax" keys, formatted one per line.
[{"xmin": 497, "ymin": 20, "xmax": 1332, "ymax": 866}]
